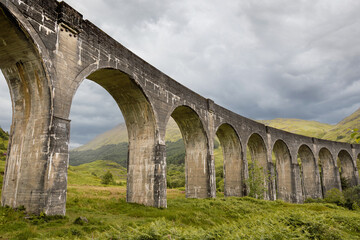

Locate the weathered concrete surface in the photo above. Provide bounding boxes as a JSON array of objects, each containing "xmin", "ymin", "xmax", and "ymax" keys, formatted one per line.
[
  {"xmin": 216, "ymin": 124, "xmax": 243, "ymax": 197},
  {"xmin": 0, "ymin": 0, "xmax": 360, "ymax": 215},
  {"xmin": 298, "ymin": 145, "xmax": 322, "ymax": 199}
]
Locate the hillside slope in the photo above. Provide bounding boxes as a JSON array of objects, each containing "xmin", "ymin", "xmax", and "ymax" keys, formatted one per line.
[
  {"xmin": 74, "ymin": 117, "xmax": 181, "ymax": 151},
  {"xmin": 260, "ymin": 108, "xmax": 360, "ymax": 143},
  {"xmin": 322, "ymin": 108, "xmax": 360, "ymax": 142},
  {"xmin": 259, "ymin": 119, "xmax": 333, "ymax": 139}
]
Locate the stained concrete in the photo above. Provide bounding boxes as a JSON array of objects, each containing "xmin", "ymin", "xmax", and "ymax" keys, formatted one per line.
[{"xmin": 0, "ymin": 0, "xmax": 359, "ymax": 215}]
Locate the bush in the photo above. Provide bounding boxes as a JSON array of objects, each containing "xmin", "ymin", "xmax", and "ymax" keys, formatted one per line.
[
  {"xmin": 324, "ymin": 188, "xmax": 345, "ymax": 206},
  {"xmin": 340, "ymin": 176, "xmax": 350, "ymax": 190},
  {"xmin": 101, "ymin": 171, "xmax": 114, "ymax": 185},
  {"xmin": 343, "ymin": 185, "xmax": 360, "ymax": 210},
  {"xmin": 246, "ymin": 162, "xmax": 267, "ymax": 199}
]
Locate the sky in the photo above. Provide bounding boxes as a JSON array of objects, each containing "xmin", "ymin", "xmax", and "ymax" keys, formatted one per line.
[{"xmin": 1, "ymin": 0, "xmax": 360, "ymax": 148}]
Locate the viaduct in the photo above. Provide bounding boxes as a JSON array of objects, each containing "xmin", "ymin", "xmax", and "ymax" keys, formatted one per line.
[{"xmin": 0, "ymin": 0, "xmax": 359, "ymax": 215}]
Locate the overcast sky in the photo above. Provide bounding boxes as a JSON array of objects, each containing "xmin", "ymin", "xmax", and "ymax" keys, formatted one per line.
[{"xmin": 1, "ymin": 0, "xmax": 360, "ymax": 148}]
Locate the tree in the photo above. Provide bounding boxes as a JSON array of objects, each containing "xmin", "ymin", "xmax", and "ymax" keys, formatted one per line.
[{"xmin": 101, "ymin": 171, "xmax": 114, "ymax": 185}]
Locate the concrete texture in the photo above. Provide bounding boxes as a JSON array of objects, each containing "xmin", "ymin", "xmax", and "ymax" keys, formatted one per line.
[{"xmin": 0, "ymin": 0, "xmax": 359, "ymax": 215}]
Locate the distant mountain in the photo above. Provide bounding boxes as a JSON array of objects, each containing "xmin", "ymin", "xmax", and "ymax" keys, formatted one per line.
[
  {"xmin": 260, "ymin": 108, "xmax": 360, "ymax": 143},
  {"xmin": 74, "ymin": 117, "xmax": 181, "ymax": 152},
  {"xmin": 259, "ymin": 119, "xmax": 333, "ymax": 139},
  {"xmin": 322, "ymin": 108, "xmax": 360, "ymax": 142},
  {"xmin": 70, "ymin": 118, "xmax": 185, "ymax": 167}
]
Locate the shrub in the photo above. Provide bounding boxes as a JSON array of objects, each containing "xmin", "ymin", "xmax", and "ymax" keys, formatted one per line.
[
  {"xmin": 340, "ymin": 176, "xmax": 350, "ymax": 190},
  {"xmin": 101, "ymin": 171, "xmax": 114, "ymax": 185},
  {"xmin": 246, "ymin": 162, "xmax": 267, "ymax": 199},
  {"xmin": 324, "ymin": 188, "xmax": 345, "ymax": 206},
  {"xmin": 343, "ymin": 185, "xmax": 360, "ymax": 210}
]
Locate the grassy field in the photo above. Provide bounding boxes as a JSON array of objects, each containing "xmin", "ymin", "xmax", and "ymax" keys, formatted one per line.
[{"xmin": 2, "ymin": 160, "xmax": 360, "ymax": 239}]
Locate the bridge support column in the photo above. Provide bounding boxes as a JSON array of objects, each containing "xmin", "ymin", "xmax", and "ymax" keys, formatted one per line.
[
  {"xmin": 153, "ymin": 143, "xmax": 167, "ymax": 208},
  {"xmin": 268, "ymin": 162, "xmax": 277, "ymax": 201},
  {"xmin": 292, "ymin": 163, "xmax": 304, "ymax": 203}
]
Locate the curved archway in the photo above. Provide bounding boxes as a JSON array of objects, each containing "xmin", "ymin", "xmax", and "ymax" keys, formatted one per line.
[
  {"xmin": 273, "ymin": 140, "xmax": 293, "ymax": 202},
  {"xmin": 216, "ymin": 123, "xmax": 243, "ymax": 197},
  {"xmin": 246, "ymin": 133, "xmax": 269, "ymax": 199},
  {"xmin": 169, "ymin": 106, "xmax": 210, "ymax": 198},
  {"xmin": 297, "ymin": 145, "xmax": 322, "ymax": 199},
  {"xmin": 73, "ymin": 68, "xmax": 161, "ymax": 207},
  {"xmin": 337, "ymin": 150, "xmax": 357, "ymax": 189},
  {"xmin": 318, "ymin": 148, "xmax": 341, "ymax": 195},
  {"xmin": 0, "ymin": 4, "xmax": 55, "ymax": 214}
]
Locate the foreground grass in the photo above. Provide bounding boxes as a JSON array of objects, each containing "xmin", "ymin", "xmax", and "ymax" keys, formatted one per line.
[{"xmin": 2, "ymin": 160, "xmax": 360, "ymax": 239}]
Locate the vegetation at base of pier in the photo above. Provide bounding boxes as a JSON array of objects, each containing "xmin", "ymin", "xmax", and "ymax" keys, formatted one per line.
[
  {"xmin": 1, "ymin": 160, "xmax": 360, "ymax": 239},
  {"xmin": 0, "ymin": 127, "xmax": 8, "ymax": 161}
]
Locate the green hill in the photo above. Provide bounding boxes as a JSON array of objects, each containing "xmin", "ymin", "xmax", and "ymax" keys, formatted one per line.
[
  {"xmin": 260, "ymin": 108, "xmax": 360, "ymax": 143},
  {"xmin": 69, "ymin": 117, "xmax": 187, "ymax": 167},
  {"xmin": 259, "ymin": 119, "xmax": 333, "ymax": 139},
  {"xmin": 75, "ymin": 118, "xmax": 181, "ymax": 152},
  {"xmin": 322, "ymin": 108, "xmax": 360, "ymax": 142}
]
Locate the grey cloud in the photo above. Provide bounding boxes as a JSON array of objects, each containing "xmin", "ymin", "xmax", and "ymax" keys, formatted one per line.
[{"xmin": 1, "ymin": 0, "xmax": 360, "ymax": 145}]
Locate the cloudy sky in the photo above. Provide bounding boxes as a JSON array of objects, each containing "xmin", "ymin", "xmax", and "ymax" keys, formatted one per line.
[{"xmin": 1, "ymin": 0, "xmax": 360, "ymax": 148}]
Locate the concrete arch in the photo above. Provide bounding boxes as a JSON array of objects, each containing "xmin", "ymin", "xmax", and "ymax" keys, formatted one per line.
[
  {"xmin": 338, "ymin": 150, "xmax": 357, "ymax": 188},
  {"xmin": 273, "ymin": 140, "xmax": 294, "ymax": 202},
  {"xmin": 72, "ymin": 68, "xmax": 163, "ymax": 207},
  {"xmin": 0, "ymin": 4, "xmax": 58, "ymax": 214},
  {"xmin": 169, "ymin": 105, "xmax": 212, "ymax": 198},
  {"xmin": 246, "ymin": 133, "xmax": 270, "ymax": 199},
  {"xmin": 297, "ymin": 145, "xmax": 322, "ymax": 199},
  {"xmin": 215, "ymin": 123, "xmax": 243, "ymax": 197},
  {"xmin": 319, "ymin": 148, "xmax": 341, "ymax": 195}
]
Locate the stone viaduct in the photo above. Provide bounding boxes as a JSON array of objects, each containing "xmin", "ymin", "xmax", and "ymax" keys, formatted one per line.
[{"xmin": 0, "ymin": 0, "xmax": 359, "ymax": 215}]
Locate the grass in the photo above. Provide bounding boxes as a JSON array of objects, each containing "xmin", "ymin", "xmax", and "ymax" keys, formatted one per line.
[{"xmin": 2, "ymin": 159, "xmax": 360, "ymax": 239}]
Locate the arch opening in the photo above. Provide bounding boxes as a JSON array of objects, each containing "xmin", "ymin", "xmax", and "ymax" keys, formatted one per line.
[
  {"xmin": 318, "ymin": 148, "xmax": 341, "ymax": 195},
  {"xmin": 337, "ymin": 150, "xmax": 357, "ymax": 189},
  {"xmin": 216, "ymin": 124, "xmax": 242, "ymax": 197},
  {"xmin": 272, "ymin": 140, "xmax": 294, "ymax": 202},
  {"xmin": 73, "ymin": 69, "xmax": 159, "ymax": 207},
  {"xmin": 297, "ymin": 145, "xmax": 322, "ymax": 199},
  {"xmin": 246, "ymin": 133, "xmax": 269, "ymax": 199},
  {"xmin": 169, "ymin": 106, "xmax": 210, "ymax": 198}
]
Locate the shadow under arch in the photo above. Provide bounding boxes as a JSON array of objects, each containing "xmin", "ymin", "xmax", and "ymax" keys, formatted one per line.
[
  {"xmin": 297, "ymin": 145, "xmax": 322, "ymax": 199},
  {"xmin": 338, "ymin": 150, "xmax": 357, "ymax": 188},
  {"xmin": 0, "ymin": 4, "xmax": 56, "ymax": 214},
  {"xmin": 71, "ymin": 68, "xmax": 163, "ymax": 207},
  {"xmin": 216, "ymin": 123, "xmax": 243, "ymax": 197},
  {"xmin": 169, "ymin": 105, "xmax": 211, "ymax": 198},
  {"xmin": 318, "ymin": 148, "xmax": 341, "ymax": 195},
  {"xmin": 246, "ymin": 133, "xmax": 271, "ymax": 199},
  {"xmin": 272, "ymin": 140, "xmax": 294, "ymax": 202}
]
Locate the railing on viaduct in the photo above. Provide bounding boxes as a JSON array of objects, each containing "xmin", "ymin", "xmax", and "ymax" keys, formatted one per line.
[{"xmin": 0, "ymin": 0, "xmax": 359, "ymax": 215}]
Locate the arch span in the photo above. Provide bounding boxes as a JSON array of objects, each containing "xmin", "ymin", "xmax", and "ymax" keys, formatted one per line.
[
  {"xmin": 297, "ymin": 145, "xmax": 322, "ymax": 199},
  {"xmin": 273, "ymin": 140, "xmax": 294, "ymax": 202},
  {"xmin": 319, "ymin": 148, "xmax": 341, "ymax": 195},
  {"xmin": 338, "ymin": 150, "xmax": 357, "ymax": 188},
  {"xmin": 76, "ymin": 68, "xmax": 165, "ymax": 207},
  {"xmin": 0, "ymin": 4, "xmax": 58, "ymax": 214},
  {"xmin": 246, "ymin": 133, "xmax": 270, "ymax": 199},
  {"xmin": 216, "ymin": 123, "xmax": 243, "ymax": 197},
  {"xmin": 170, "ymin": 105, "xmax": 211, "ymax": 198}
]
